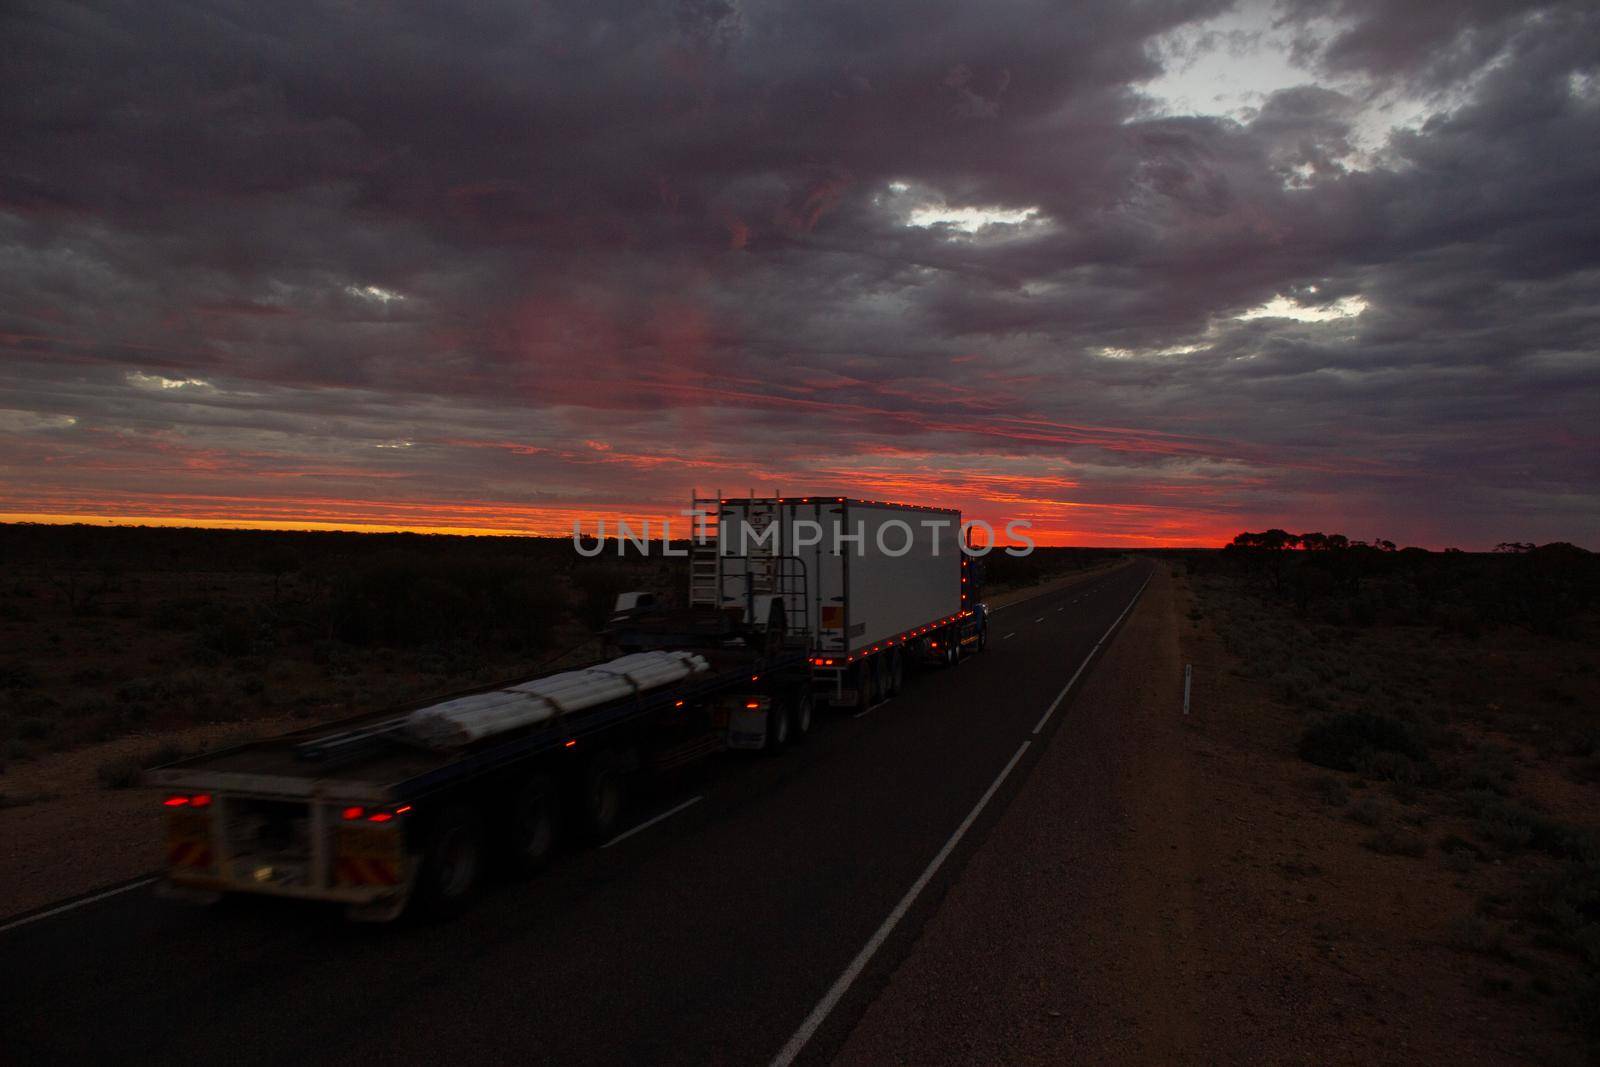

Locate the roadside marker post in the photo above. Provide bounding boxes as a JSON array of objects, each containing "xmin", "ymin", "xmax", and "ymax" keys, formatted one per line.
[{"xmin": 1183, "ymin": 664, "xmax": 1192, "ymax": 716}]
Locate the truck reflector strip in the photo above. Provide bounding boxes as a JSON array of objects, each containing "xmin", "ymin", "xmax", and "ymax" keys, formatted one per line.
[{"xmin": 344, "ymin": 804, "xmax": 411, "ymax": 822}]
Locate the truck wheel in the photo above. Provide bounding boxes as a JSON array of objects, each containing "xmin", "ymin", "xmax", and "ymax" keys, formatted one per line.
[
  {"xmin": 886, "ymin": 649, "xmax": 904, "ymax": 696},
  {"xmin": 945, "ymin": 634, "xmax": 961, "ymax": 667},
  {"xmin": 415, "ymin": 802, "xmax": 485, "ymax": 916},
  {"xmin": 579, "ymin": 752, "xmax": 629, "ymax": 842},
  {"xmin": 764, "ymin": 699, "xmax": 792, "ymax": 753},
  {"xmin": 790, "ymin": 690, "xmax": 814, "ymax": 739},
  {"xmin": 504, "ymin": 774, "xmax": 560, "ymax": 877},
  {"xmin": 866, "ymin": 656, "xmax": 883, "ymax": 705}
]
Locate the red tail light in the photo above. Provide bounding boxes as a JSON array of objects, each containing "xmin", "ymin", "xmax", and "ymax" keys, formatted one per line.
[
  {"xmin": 345, "ymin": 804, "xmax": 409, "ymax": 822},
  {"xmin": 163, "ymin": 795, "xmax": 190, "ymax": 807}
]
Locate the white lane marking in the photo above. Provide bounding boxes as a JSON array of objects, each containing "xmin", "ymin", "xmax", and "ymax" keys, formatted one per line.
[
  {"xmin": 770, "ymin": 740, "xmax": 1033, "ymax": 1067},
  {"xmin": 601, "ymin": 795, "xmax": 703, "ymax": 849},
  {"xmin": 0, "ymin": 878, "xmax": 157, "ymax": 936},
  {"xmin": 1033, "ymin": 616, "xmax": 1044, "ymax": 623},
  {"xmin": 1002, "ymin": 632, "xmax": 1015, "ymax": 640},
  {"xmin": 1032, "ymin": 574, "xmax": 1151, "ymax": 736},
  {"xmin": 985, "ymin": 565, "xmax": 1129, "ymax": 614},
  {"xmin": 1056, "ymin": 606, "xmax": 1064, "ymax": 613}
]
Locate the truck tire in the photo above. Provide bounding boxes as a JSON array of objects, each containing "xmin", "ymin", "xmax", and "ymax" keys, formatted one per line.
[
  {"xmin": 578, "ymin": 752, "xmax": 629, "ymax": 843},
  {"xmin": 790, "ymin": 689, "xmax": 814, "ymax": 739},
  {"xmin": 504, "ymin": 774, "xmax": 560, "ymax": 877},
  {"xmin": 945, "ymin": 633, "xmax": 960, "ymax": 667},
  {"xmin": 415, "ymin": 802, "xmax": 486, "ymax": 917},
  {"xmin": 865, "ymin": 656, "xmax": 883, "ymax": 706},
  {"xmin": 763, "ymin": 698, "xmax": 792, "ymax": 754}
]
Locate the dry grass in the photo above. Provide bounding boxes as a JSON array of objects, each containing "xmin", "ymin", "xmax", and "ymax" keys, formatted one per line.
[{"xmin": 1177, "ymin": 553, "xmax": 1600, "ymax": 1057}]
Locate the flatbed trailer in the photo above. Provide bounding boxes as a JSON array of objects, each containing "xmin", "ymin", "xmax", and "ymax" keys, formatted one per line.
[{"xmin": 149, "ymin": 640, "xmax": 811, "ymax": 920}]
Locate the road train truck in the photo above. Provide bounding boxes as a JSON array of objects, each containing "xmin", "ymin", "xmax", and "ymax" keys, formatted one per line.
[{"xmin": 148, "ymin": 495, "xmax": 986, "ymax": 919}]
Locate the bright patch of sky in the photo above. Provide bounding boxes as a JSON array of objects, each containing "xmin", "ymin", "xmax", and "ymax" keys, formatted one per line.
[
  {"xmin": 345, "ymin": 284, "xmax": 405, "ymax": 303},
  {"xmin": 1095, "ymin": 342, "xmax": 1210, "ymax": 360},
  {"xmin": 1235, "ymin": 293, "xmax": 1368, "ymax": 322},
  {"xmin": 907, "ymin": 204, "xmax": 1040, "ymax": 232},
  {"xmin": 0, "ymin": 410, "xmax": 77, "ymax": 432},
  {"xmin": 1095, "ymin": 290, "xmax": 1367, "ymax": 358},
  {"xmin": 880, "ymin": 180, "xmax": 1044, "ymax": 236},
  {"xmin": 127, "ymin": 371, "xmax": 213, "ymax": 391},
  {"xmin": 1572, "ymin": 70, "xmax": 1599, "ymax": 103},
  {"xmin": 1138, "ymin": 0, "xmax": 1442, "ymax": 168}
]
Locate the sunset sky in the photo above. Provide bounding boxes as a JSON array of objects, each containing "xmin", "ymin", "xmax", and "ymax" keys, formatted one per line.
[{"xmin": 3, "ymin": 1, "xmax": 1598, "ymax": 547}]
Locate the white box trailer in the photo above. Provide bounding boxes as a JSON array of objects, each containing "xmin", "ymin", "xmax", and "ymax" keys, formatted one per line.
[{"xmin": 698, "ymin": 496, "xmax": 986, "ymax": 707}]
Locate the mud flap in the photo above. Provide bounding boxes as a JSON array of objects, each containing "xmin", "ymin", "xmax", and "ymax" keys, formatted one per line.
[{"xmin": 728, "ymin": 703, "xmax": 769, "ymax": 750}]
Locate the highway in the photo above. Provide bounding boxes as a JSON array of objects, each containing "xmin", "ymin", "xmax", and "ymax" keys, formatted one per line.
[{"xmin": 0, "ymin": 560, "xmax": 1154, "ymax": 1065}]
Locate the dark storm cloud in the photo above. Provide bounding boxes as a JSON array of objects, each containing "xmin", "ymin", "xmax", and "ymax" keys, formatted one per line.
[{"xmin": 1, "ymin": 0, "xmax": 1597, "ymax": 544}]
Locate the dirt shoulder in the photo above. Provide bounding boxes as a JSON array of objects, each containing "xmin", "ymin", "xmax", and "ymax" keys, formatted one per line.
[{"xmin": 837, "ymin": 563, "xmax": 1573, "ymax": 1064}]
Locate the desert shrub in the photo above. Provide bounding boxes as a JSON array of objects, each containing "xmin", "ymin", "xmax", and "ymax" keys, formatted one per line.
[
  {"xmin": 0, "ymin": 663, "xmax": 40, "ymax": 690},
  {"xmin": 1364, "ymin": 827, "xmax": 1427, "ymax": 857},
  {"xmin": 16, "ymin": 716, "xmax": 51, "ymax": 740},
  {"xmin": 1466, "ymin": 792, "xmax": 1591, "ymax": 859},
  {"xmin": 1347, "ymin": 797, "xmax": 1386, "ymax": 827},
  {"xmin": 146, "ymin": 741, "xmax": 190, "ymax": 766},
  {"xmin": 1531, "ymin": 852, "xmax": 1600, "ymax": 1038},
  {"xmin": 1453, "ymin": 914, "xmax": 1517, "ymax": 960},
  {"xmin": 331, "ymin": 554, "xmax": 562, "ymax": 649},
  {"xmin": 1460, "ymin": 744, "xmax": 1518, "ymax": 793},
  {"xmin": 202, "ymin": 611, "xmax": 257, "ymax": 657},
  {"xmin": 96, "ymin": 755, "xmax": 143, "ymax": 789},
  {"xmin": 1299, "ymin": 711, "xmax": 1429, "ymax": 772},
  {"xmin": 1309, "ymin": 774, "xmax": 1348, "ymax": 806},
  {"xmin": 1357, "ymin": 748, "xmax": 1435, "ymax": 786},
  {"xmin": 151, "ymin": 598, "xmax": 203, "ymax": 631}
]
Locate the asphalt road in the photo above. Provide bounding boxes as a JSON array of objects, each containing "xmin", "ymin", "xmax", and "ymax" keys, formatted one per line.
[{"xmin": 0, "ymin": 560, "xmax": 1154, "ymax": 1065}]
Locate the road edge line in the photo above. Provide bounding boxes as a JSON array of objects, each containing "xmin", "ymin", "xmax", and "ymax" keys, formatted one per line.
[
  {"xmin": 601, "ymin": 795, "xmax": 704, "ymax": 849},
  {"xmin": 769, "ymin": 738, "xmax": 1032, "ymax": 1067},
  {"xmin": 1031, "ymin": 572, "xmax": 1151, "ymax": 736},
  {"xmin": 0, "ymin": 876, "xmax": 157, "ymax": 936}
]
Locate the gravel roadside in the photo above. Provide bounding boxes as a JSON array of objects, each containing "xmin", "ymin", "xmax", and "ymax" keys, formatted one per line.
[
  {"xmin": 835, "ymin": 560, "xmax": 1205, "ymax": 1064},
  {"xmin": 835, "ymin": 563, "xmax": 1565, "ymax": 1064}
]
